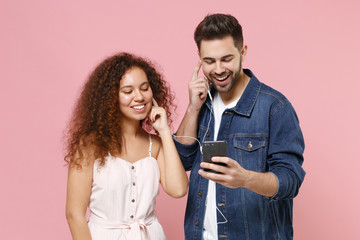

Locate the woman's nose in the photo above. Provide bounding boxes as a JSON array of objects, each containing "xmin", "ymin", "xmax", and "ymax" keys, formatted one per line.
[{"xmin": 133, "ymin": 90, "xmax": 144, "ymax": 101}]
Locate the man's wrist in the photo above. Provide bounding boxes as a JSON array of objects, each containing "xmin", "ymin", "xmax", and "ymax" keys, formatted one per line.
[
  {"xmin": 187, "ymin": 104, "xmax": 201, "ymax": 115},
  {"xmin": 243, "ymin": 170, "xmax": 278, "ymax": 197},
  {"xmin": 243, "ymin": 169, "xmax": 254, "ymax": 189}
]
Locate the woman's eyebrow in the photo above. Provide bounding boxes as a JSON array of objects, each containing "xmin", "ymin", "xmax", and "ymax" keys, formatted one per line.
[{"xmin": 120, "ymin": 81, "xmax": 149, "ymax": 90}]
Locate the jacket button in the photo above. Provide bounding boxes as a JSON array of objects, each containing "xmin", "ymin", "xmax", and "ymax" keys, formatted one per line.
[
  {"xmin": 224, "ymin": 111, "xmax": 232, "ymax": 115},
  {"xmin": 206, "ymin": 131, "xmax": 210, "ymax": 137},
  {"xmin": 247, "ymin": 141, "xmax": 253, "ymax": 149},
  {"xmin": 198, "ymin": 190, "xmax": 202, "ymax": 196},
  {"xmin": 217, "ymin": 202, "xmax": 226, "ymax": 207},
  {"xmin": 195, "ymin": 220, "xmax": 199, "ymax": 226}
]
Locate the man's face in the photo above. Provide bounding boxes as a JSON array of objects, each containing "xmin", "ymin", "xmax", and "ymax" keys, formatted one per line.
[{"xmin": 199, "ymin": 35, "xmax": 245, "ymax": 93}]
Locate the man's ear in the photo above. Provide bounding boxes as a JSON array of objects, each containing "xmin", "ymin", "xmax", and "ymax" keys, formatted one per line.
[{"xmin": 241, "ymin": 45, "xmax": 248, "ymax": 61}]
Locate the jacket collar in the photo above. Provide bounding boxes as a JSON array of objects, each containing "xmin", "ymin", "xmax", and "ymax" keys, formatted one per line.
[{"xmin": 205, "ymin": 69, "xmax": 261, "ymax": 117}]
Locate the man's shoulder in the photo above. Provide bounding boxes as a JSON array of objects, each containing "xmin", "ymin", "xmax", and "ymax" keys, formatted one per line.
[
  {"xmin": 244, "ymin": 69, "xmax": 289, "ymax": 106},
  {"xmin": 258, "ymin": 81, "xmax": 290, "ymax": 106}
]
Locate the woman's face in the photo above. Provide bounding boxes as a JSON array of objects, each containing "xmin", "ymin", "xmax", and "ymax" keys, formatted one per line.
[{"xmin": 118, "ymin": 67, "xmax": 153, "ymax": 122}]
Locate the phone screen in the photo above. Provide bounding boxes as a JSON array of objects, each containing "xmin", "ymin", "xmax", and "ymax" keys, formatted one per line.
[{"xmin": 202, "ymin": 141, "xmax": 227, "ymax": 174}]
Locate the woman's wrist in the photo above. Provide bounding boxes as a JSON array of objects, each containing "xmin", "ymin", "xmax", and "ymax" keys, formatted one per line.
[{"xmin": 157, "ymin": 126, "xmax": 172, "ymax": 137}]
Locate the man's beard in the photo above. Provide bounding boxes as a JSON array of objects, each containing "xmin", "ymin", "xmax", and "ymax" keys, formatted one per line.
[{"xmin": 208, "ymin": 62, "xmax": 241, "ymax": 93}]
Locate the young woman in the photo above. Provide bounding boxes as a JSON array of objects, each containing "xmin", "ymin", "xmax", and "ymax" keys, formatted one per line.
[{"xmin": 65, "ymin": 53, "xmax": 188, "ymax": 240}]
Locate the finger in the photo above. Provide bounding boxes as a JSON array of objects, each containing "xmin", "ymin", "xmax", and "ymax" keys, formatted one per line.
[
  {"xmin": 198, "ymin": 169, "xmax": 226, "ymax": 181},
  {"xmin": 192, "ymin": 60, "xmax": 202, "ymax": 80},
  {"xmin": 151, "ymin": 108, "xmax": 165, "ymax": 121},
  {"xmin": 199, "ymin": 92, "xmax": 207, "ymax": 101},
  {"xmin": 205, "ymin": 77, "xmax": 210, "ymax": 91},
  {"xmin": 150, "ymin": 109, "xmax": 159, "ymax": 121},
  {"xmin": 211, "ymin": 157, "xmax": 231, "ymax": 166},
  {"xmin": 200, "ymin": 162, "xmax": 228, "ymax": 174},
  {"xmin": 189, "ymin": 77, "xmax": 207, "ymax": 87},
  {"xmin": 190, "ymin": 86, "xmax": 208, "ymax": 95},
  {"xmin": 149, "ymin": 107, "xmax": 157, "ymax": 120},
  {"xmin": 189, "ymin": 84, "xmax": 208, "ymax": 95},
  {"xmin": 190, "ymin": 77, "xmax": 210, "ymax": 92},
  {"xmin": 152, "ymin": 98, "xmax": 159, "ymax": 107}
]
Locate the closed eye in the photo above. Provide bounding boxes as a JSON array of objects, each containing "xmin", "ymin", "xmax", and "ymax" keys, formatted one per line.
[
  {"xmin": 203, "ymin": 60, "xmax": 215, "ymax": 64},
  {"xmin": 140, "ymin": 82, "xmax": 150, "ymax": 92},
  {"xmin": 222, "ymin": 58, "xmax": 233, "ymax": 62},
  {"xmin": 120, "ymin": 88, "xmax": 133, "ymax": 94}
]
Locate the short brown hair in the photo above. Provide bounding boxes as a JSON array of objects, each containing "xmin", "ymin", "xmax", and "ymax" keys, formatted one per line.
[{"xmin": 194, "ymin": 13, "xmax": 243, "ymax": 50}]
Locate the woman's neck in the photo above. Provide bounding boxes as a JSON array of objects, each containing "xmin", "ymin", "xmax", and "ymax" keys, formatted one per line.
[{"xmin": 120, "ymin": 119, "xmax": 143, "ymax": 138}]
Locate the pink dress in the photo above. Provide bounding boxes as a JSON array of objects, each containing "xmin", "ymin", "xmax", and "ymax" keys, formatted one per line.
[{"xmin": 88, "ymin": 135, "xmax": 166, "ymax": 239}]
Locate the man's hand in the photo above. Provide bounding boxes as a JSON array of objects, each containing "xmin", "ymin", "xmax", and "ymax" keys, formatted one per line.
[
  {"xmin": 175, "ymin": 61, "xmax": 209, "ymax": 145},
  {"xmin": 198, "ymin": 156, "xmax": 278, "ymax": 197},
  {"xmin": 188, "ymin": 61, "xmax": 209, "ymax": 112},
  {"xmin": 199, "ymin": 157, "xmax": 249, "ymax": 189}
]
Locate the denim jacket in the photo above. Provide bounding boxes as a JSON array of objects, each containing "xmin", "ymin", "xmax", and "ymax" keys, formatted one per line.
[{"xmin": 174, "ymin": 69, "xmax": 305, "ymax": 240}]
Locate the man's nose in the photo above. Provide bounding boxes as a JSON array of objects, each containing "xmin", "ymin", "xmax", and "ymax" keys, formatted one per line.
[{"xmin": 214, "ymin": 62, "xmax": 225, "ymax": 75}]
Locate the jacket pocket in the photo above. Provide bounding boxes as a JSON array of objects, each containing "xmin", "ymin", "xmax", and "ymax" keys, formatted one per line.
[{"xmin": 233, "ymin": 136, "xmax": 266, "ymax": 171}]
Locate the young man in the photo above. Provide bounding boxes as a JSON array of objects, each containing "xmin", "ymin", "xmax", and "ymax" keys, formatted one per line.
[{"xmin": 174, "ymin": 14, "xmax": 305, "ymax": 240}]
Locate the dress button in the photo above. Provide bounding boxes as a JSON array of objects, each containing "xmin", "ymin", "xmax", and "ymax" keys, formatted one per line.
[
  {"xmin": 133, "ymin": 182, "xmax": 136, "ymax": 186},
  {"xmin": 195, "ymin": 220, "xmax": 199, "ymax": 226},
  {"xmin": 130, "ymin": 215, "xmax": 134, "ymax": 218},
  {"xmin": 206, "ymin": 131, "xmax": 210, "ymax": 137},
  {"xmin": 131, "ymin": 166, "xmax": 135, "ymax": 170},
  {"xmin": 131, "ymin": 199, "xmax": 135, "ymax": 203},
  {"xmin": 198, "ymin": 190, "xmax": 202, "ymax": 196}
]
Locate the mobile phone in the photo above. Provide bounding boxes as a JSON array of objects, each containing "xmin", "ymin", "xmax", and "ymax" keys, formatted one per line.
[{"xmin": 202, "ymin": 141, "xmax": 227, "ymax": 174}]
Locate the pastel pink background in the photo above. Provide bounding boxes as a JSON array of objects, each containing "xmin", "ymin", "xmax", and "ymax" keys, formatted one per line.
[{"xmin": 1, "ymin": 0, "xmax": 359, "ymax": 239}]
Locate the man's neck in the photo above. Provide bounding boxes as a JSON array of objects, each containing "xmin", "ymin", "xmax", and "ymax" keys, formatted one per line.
[{"xmin": 220, "ymin": 70, "xmax": 250, "ymax": 105}]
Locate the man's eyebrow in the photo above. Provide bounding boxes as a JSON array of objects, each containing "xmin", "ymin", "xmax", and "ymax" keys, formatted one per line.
[
  {"xmin": 202, "ymin": 54, "xmax": 234, "ymax": 61},
  {"xmin": 221, "ymin": 54, "xmax": 235, "ymax": 59}
]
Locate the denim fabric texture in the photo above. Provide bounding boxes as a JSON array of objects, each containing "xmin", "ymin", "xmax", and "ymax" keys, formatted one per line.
[{"xmin": 174, "ymin": 69, "xmax": 305, "ymax": 240}]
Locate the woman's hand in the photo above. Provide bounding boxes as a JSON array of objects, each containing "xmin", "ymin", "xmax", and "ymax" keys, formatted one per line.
[
  {"xmin": 150, "ymin": 98, "xmax": 189, "ymax": 198},
  {"xmin": 149, "ymin": 98, "xmax": 170, "ymax": 135}
]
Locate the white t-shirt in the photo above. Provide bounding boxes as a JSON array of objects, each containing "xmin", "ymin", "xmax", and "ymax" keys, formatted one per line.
[{"xmin": 203, "ymin": 92, "xmax": 239, "ymax": 240}]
